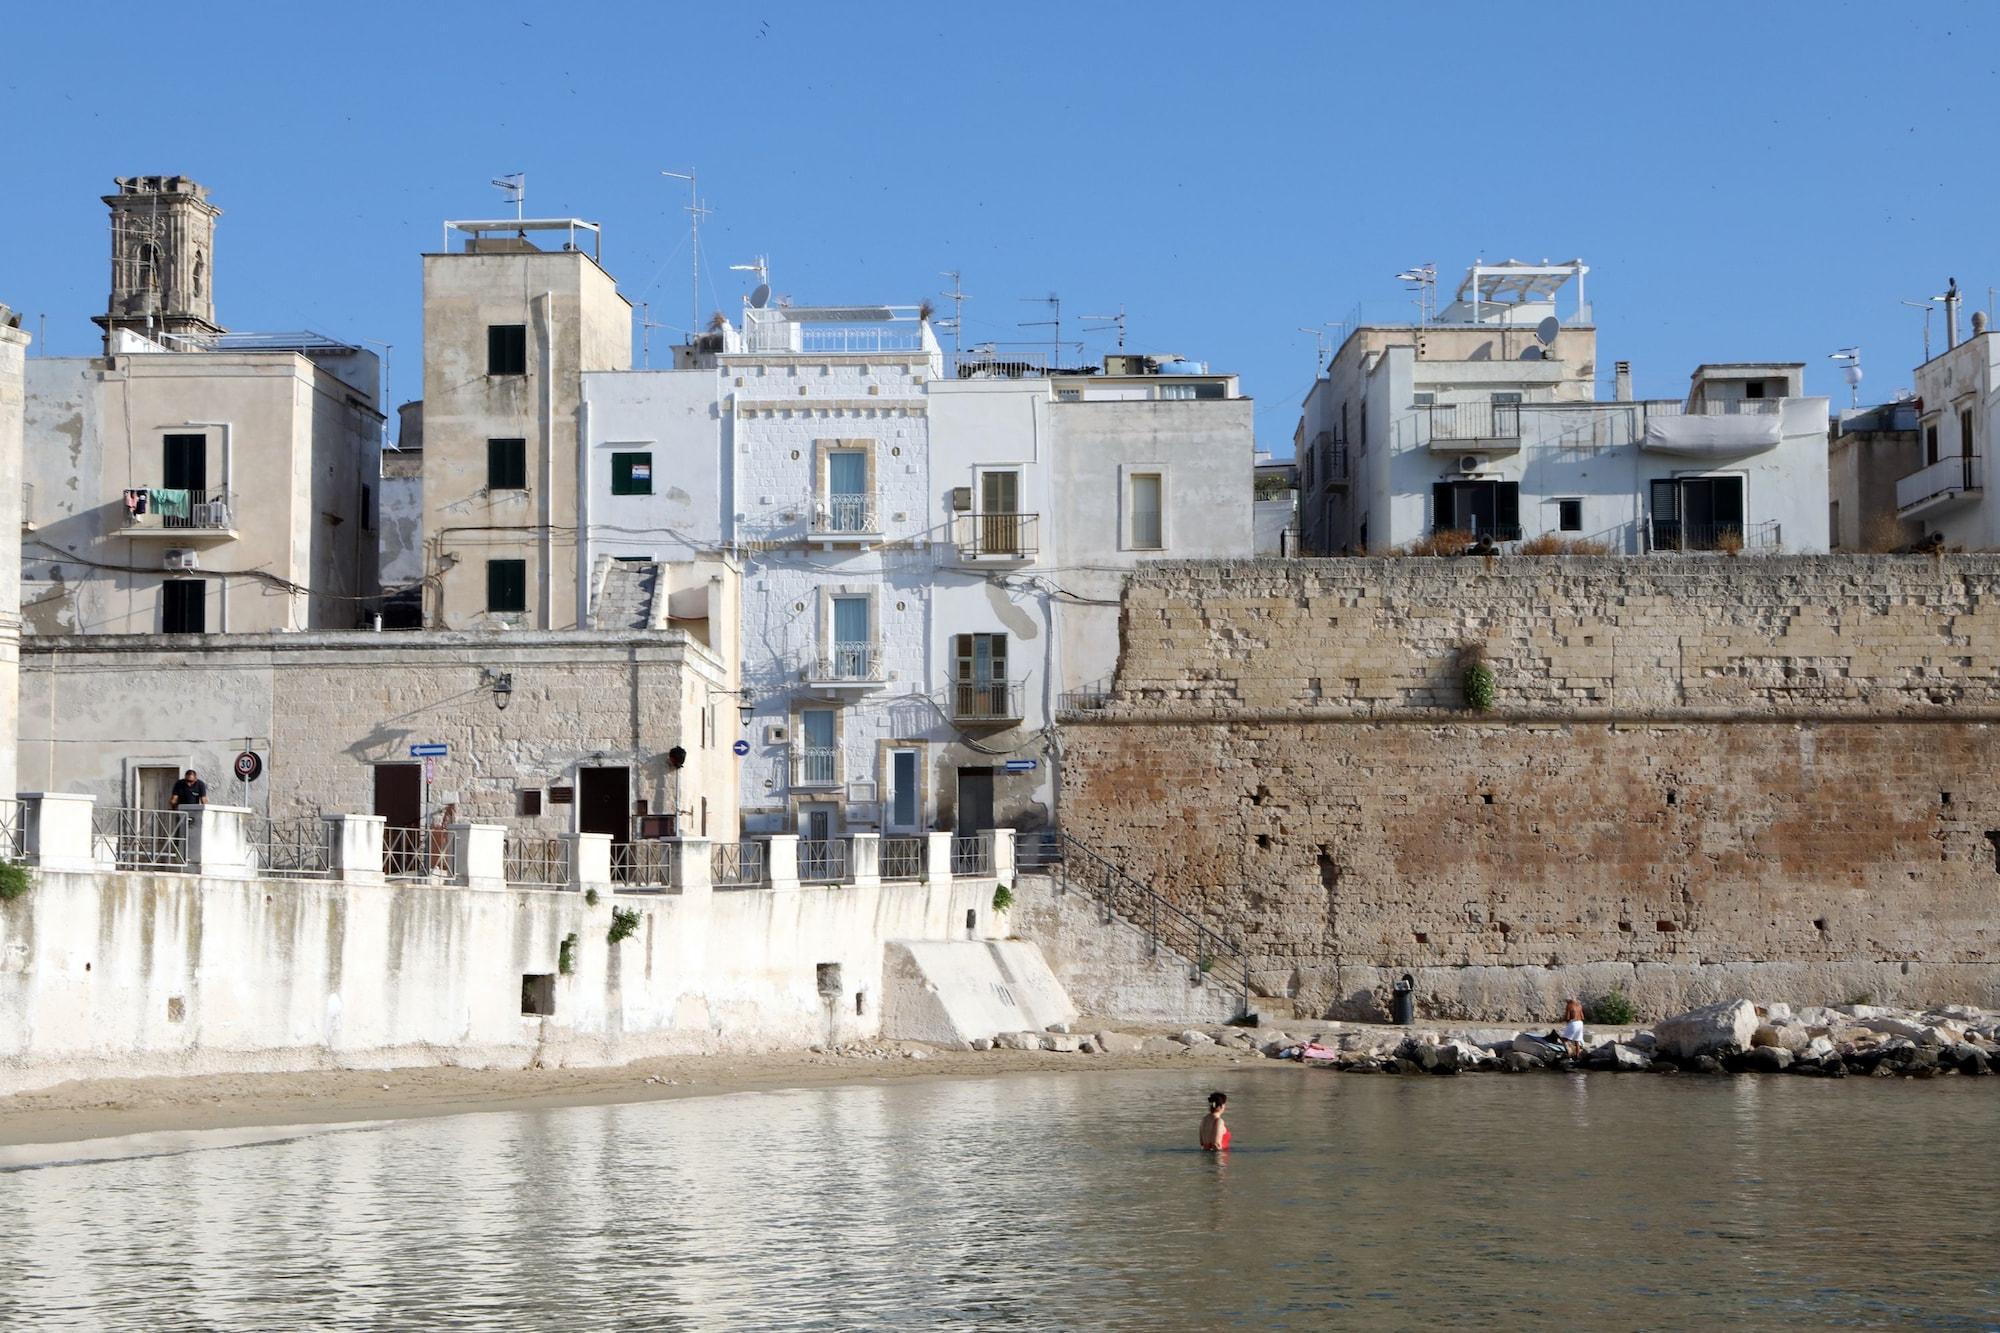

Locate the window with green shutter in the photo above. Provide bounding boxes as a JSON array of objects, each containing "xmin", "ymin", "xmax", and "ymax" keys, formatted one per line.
[{"xmin": 612, "ymin": 452, "xmax": 653, "ymax": 496}]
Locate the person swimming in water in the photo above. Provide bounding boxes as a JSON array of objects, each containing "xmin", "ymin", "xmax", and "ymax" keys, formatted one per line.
[{"xmin": 1200, "ymin": 1091, "xmax": 1231, "ymax": 1151}]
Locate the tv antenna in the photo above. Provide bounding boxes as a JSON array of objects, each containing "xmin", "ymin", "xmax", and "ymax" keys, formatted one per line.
[
  {"xmin": 730, "ymin": 257, "xmax": 772, "ymax": 310},
  {"xmin": 1020, "ymin": 293, "xmax": 1061, "ymax": 367},
  {"xmin": 1396, "ymin": 263, "xmax": 1438, "ymax": 326},
  {"xmin": 661, "ymin": 170, "xmax": 709, "ymax": 337},
  {"xmin": 638, "ymin": 301, "xmax": 674, "ymax": 368},
  {"xmin": 1083, "ymin": 306, "xmax": 1128, "ymax": 350},
  {"xmin": 939, "ymin": 270, "xmax": 970, "ymax": 358},
  {"xmin": 490, "ymin": 172, "xmax": 525, "ymax": 220},
  {"xmin": 1902, "ymin": 295, "xmax": 1943, "ymax": 363},
  {"xmin": 1296, "ymin": 324, "xmax": 1338, "ymax": 370},
  {"xmin": 1829, "ymin": 347, "xmax": 1862, "ymax": 409}
]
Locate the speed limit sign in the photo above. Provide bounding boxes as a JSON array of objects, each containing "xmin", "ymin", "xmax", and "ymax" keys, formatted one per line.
[{"xmin": 234, "ymin": 750, "xmax": 263, "ymax": 782}]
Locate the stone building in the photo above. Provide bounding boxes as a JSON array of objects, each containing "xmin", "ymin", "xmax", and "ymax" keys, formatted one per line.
[
  {"xmin": 418, "ymin": 218, "xmax": 630, "ymax": 631},
  {"xmin": 1296, "ymin": 260, "xmax": 1832, "ymax": 555},
  {"xmin": 22, "ymin": 178, "xmax": 385, "ymax": 636},
  {"xmin": 1826, "ymin": 400, "xmax": 1921, "ymax": 551},
  {"xmin": 1901, "ymin": 298, "xmax": 1997, "ymax": 549},
  {"xmin": 1058, "ymin": 557, "xmax": 2000, "ymax": 1021}
]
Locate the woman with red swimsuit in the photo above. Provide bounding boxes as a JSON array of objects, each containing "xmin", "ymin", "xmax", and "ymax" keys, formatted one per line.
[{"xmin": 1200, "ymin": 1091, "xmax": 1231, "ymax": 1151}]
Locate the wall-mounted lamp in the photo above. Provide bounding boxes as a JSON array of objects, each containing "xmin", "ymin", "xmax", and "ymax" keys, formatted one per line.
[{"xmin": 486, "ymin": 669, "xmax": 515, "ymax": 711}]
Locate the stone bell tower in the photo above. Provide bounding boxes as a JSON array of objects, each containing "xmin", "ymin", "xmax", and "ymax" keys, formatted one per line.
[{"xmin": 91, "ymin": 175, "xmax": 225, "ymax": 351}]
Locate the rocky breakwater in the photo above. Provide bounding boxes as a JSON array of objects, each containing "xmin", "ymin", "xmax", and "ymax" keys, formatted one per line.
[{"xmin": 1265, "ymin": 999, "xmax": 1999, "ymax": 1079}]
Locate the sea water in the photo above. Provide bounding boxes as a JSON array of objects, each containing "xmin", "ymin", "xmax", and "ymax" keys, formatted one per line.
[{"xmin": 0, "ymin": 1068, "xmax": 1994, "ymax": 1330}]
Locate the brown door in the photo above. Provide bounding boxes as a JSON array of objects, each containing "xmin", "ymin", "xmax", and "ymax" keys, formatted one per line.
[
  {"xmin": 580, "ymin": 766, "xmax": 631, "ymax": 877},
  {"xmin": 956, "ymin": 767, "xmax": 995, "ymax": 834},
  {"xmin": 375, "ymin": 763, "xmax": 422, "ymax": 875}
]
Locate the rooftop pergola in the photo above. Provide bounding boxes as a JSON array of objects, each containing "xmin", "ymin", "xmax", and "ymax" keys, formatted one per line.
[
  {"xmin": 1446, "ymin": 259, "xmax": 1589, "ymax": 325},
  {"xmin": 440, "ymin": 218, "xmax": 602, "ymax": 262}
]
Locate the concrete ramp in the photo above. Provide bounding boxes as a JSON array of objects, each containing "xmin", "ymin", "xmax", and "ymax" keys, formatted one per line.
[{"xmin": 881, "ymin": 940, "xmax": 1079, "ymax": 1048}]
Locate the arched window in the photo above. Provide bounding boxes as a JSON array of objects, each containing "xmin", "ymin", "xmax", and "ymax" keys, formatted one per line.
[
  {"xmin": 193, "ymin": 249, "xmax": 205, "ymax": 299},
  {"xmin": 136, "ymin": 242, "xmax": 159, "ymax": 291}
]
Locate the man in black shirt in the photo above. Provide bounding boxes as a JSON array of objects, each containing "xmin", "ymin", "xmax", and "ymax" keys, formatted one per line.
[{"xmin": 169, "ymin": 769, "xmax": 207, "ymax": 811}]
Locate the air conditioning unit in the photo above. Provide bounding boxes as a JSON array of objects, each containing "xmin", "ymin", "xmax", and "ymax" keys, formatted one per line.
[
  {"xmin": 195, "ymin": 500, "xmax": 230, "ymax": 527},
  {"xmin": 763, "ymin": 723, "xmax": 790, "ymax": 746},
  {"xmin": 949, "ymin": 486, "xmax": 972, "ymax": 512},
  {"xmin": 164, "ymin": 548, "xmax": 199, "ymax": 570},
  {"xmin": 1457, "ymin": 455, "xmax": 1483, "ymax": 474}
]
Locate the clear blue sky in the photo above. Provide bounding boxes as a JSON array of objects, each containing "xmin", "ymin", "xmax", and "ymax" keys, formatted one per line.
[{"xmin": 6, "ymin": 2, "xmax": 1995, "ymax": 452}]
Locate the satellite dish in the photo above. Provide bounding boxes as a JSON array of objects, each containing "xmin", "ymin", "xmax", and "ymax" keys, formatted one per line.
[
  {"xmin": 1519, "ymin": 346, "xmax": 1543, "ymax": 361},
  {"xmin": 1534, "ymin": 315, "xmax": 1560, "ymax": 347},
  {"xmin": 751, "ymin": 283, "xmax": 772, "ymax": 309}
]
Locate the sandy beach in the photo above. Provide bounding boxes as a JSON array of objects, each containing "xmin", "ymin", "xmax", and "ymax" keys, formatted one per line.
[{"xmin": 0, "ymin": 1036, "xmax": 1288, "ymax": 1150}]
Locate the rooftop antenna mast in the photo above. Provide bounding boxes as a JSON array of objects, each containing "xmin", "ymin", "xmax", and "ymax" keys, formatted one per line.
[
  {"xmin": 661, "ymin": 170, "xmax": 708, "ymax": 336},
  {"xmin": 638, "ymin": 301, "xmax": 673, "ymax": 368},
  {"xmin": 490, "ymin": 172, "xmax": 525, "ymax": 221},
  {"xmin": 1082, "ymin": 305, "xmax": 1128, "ymax": 350},
  {"xmin": 1020, "ymin": 292, "xmax": 1061, "ymax": 367},
  {"xmin": 1828, "ymin": 347, "xmax": 1862, "ymax": 410},
  {"xmin": 1902, "ymin": 296, "xmax": 1942, "ymax": 363},
  {"xmin": 939, "ymin": 270, "xmax": 970, "ymax": 359},
  {"xmin": 1396, "ymin": 263, "xmax": 1438, "ymax": 327},
  {"xmin": 1297, "ymin": 324, "xmax": 1338, "ymax": 370}
]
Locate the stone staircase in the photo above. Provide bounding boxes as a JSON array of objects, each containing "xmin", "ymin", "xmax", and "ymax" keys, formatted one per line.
[{"xmin": 590, "ymin": 557, "xmax": 662, "ymax": 630}]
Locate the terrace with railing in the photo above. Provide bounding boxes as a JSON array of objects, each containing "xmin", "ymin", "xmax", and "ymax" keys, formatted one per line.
[
  {"xmin": 950, "ymin": 511, "xmax": 1039, "ymax": 561},
  {"xmin": 122, "ymin": 486, "xmax": 236, "ymax": 537}
]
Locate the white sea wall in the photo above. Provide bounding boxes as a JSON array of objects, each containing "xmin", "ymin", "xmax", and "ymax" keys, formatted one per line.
[{"xmin": 0, "ymin": 869, "xmax": 999, "ymax": 1096}]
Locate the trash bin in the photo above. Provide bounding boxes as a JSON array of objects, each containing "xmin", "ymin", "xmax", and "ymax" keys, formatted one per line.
[{"xmin": 1391, "ymin": 973, "xmax": 1416, "ymax": 1026}]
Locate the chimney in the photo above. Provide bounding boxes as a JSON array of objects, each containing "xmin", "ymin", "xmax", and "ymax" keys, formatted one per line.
[
  {"xmin": 1613, "ymin": 361, "xmax": 1632, "ymax": 402},
  {"xmin": 1975, "ymin": 310, "xmax": 1990, "ymax": 336},
  {"xmin": 1945, "ymin": 277, "xmax": 1961, "ymax": 350}
]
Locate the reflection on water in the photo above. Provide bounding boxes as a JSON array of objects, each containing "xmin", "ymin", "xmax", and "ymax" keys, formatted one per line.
[{"xmin": 0, "ymin": 1070, "xmax": 1994, "ymax": 1330}]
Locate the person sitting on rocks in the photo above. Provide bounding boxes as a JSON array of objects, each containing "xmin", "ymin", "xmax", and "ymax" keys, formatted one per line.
[
  {"xmin": 1200, "ymin": 1091, "xmax": 1231, "ymax": 1152},
  {"xmin": 1560, "ymin": 998, "xmax": 1587, "ymax": 1057}
]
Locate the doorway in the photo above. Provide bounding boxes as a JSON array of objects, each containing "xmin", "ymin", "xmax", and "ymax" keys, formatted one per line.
[
  {"xmin": 136, "ymin": 765, "xmax": 179, "ymax": 811},
  {"xmin": 887, "ymin": 749, "xmax": 920, "ymax": 833},
  {"xmin": 374, "ymin": 762, "xmax": 423, "ymax": 876},
  {"xmin": 579, "ymin": 766, "xmax": 630, "ymax": 843},
  {"xmin": 956, "ymin": 767, "xmax": 996, "ymax": 834}
]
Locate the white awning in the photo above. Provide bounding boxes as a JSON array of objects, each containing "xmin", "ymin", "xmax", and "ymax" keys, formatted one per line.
[{"xmin": 1641, "ymin": 414, "xmax": 1783, "ymax": 458}]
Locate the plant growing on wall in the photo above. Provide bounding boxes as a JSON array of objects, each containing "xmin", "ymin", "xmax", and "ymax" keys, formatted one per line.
[
  {"xmin": 1461, "ymin": 642, "xmax": 1496, "ymax": 712},
  {"xmin": 0, "ymin": 862, "xmax": 29, "ymax": 902},
  {"xmin": 607, "ymin": 907, "xmax": 641, "ymax": 946},
  {"xmin": 558, "ymin": 932, "xmax": 579, "ymax": 976},
  {"xmin": 992, "ymin": 883, "xmax": 1014, "ymax": 912},
  {"xmin": 584, "ymin": 888, "xmax": 600, "ymax": 907},
  {"xmin": 1586, "ymin": 989, "xmax": 1637, "ymax": 1025}
]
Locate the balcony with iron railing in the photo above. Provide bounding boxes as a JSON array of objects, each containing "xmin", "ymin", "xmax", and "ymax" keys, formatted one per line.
[
  {"xmin": 791, "ymin": 746, "xmax": 839, "ymax": 789},
  {"xmin": 1644, "ymin": 517, "xmax": 1783, "ymax": 553},
  {"xmin": 809, "ymin": 494, "xmax": 881, "ymax": 546},
  {"xmin": 949, "ymin": 511, "xmax": 1039, "ymax": 562},
  {"xmin": 950, "ymin": 678, "xmax": 1025, "ymax": 725},
  {"xmin": 122, "ymin": 486, "xmax": 237, "ymax": 540},
  {"xmin": 1897, "ymin": 454, "xmax": 1984, "ymax": 518},
  {"xmin": 1426, "ymin": 402, "xmax": 1521, "ymax": 451},
  {"xmin": 805, "ymin": 643, "xmax": 886, "ymax": 692}
]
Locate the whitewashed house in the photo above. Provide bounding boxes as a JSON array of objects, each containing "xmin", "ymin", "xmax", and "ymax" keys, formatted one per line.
[
  {"xmin": 1297, "ymin": 261, "xmax": 1831, "ymax": 555},
  {"xmin": 1899, "ymin": 302, "xmax": 1997, "ymax": 548}
]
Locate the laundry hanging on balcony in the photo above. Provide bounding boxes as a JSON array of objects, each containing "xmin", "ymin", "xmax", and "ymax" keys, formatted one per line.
[
  {"xmin": 123, "ymin": 489, "xmax": 148, "ymax": 516},
  {"xmin": 147, "ymin": 487, "xmax": 192, "ymax": 520},
  {"xmin": 1641, "ymin": 414, "xmax": 1782, "ymax": 458}
]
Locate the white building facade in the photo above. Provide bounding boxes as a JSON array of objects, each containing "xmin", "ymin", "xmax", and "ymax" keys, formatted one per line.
[
  {"xmin": 1298, "ymin": 261, "xmax": 1831, "ymax": 555},
  {"xmin": 1900, "ymin": 316, "xmax": 1997, "ymax": 547}
]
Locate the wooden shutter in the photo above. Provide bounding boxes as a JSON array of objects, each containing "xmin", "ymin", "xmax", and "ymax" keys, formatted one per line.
[{"xmin": 1496, "ymin": 482, "xmax": 1520, "ymax": 536}]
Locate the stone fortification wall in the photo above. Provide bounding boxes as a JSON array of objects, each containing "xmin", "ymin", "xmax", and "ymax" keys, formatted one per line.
[
  {"xmin": 1059, "ymin": 557, "xmax": 2000, "ymax": 1021},
  {"xmin": 0, "ymin": 868, "xmax": 994, "ymax": 1097}
]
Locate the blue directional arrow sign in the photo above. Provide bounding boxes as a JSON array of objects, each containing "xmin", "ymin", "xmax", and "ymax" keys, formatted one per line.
[
  {"xmin": 410, "ymin": 743, "xmax": 448, "ymax": 758},
  {"xmin": 1004, "ymin": 758, "xmax": 1037, "ymax": 772},
  {"xmin": 732, "ymin": 739, "xmax": 751, "ymax": 756}
]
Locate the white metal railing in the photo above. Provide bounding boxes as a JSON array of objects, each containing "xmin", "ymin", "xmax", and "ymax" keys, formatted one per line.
[
  {"xmin": 0, "ymin": 799, "xmax": 20, "ymax": 861},
  {"xmin": 1897, "ymin": 454, "xmax": 1984, "ymax": 512},
  {"xmin": 880, "ymin": 836, "xmax": 927, "ymax": 881},
  {"xmin": 505, "ymin": 833, "xmax": 568, "ymax": 887},
  {"xmin": 812, "ymin": 495, "xmax": 877, "ymax": 535},
  {"xmin": 250, "ymin": 815, "xmax": 333, "ymax": 879},
  {"xmin": 1650, "ymin": 399, "xmax": 1785, "ymax": 417},
  {"xmin": 951, "ymin": 679, "xmax": 1025, "ymax": 722},
  {"xmin": 812, "ymin": 644, "xmax": 880, "ymax": 681},
  {"xmin": 91, "ymin": 806, "xmax": 191, "ymax": 871},
  {"xmin": 611, "ymin": 840, "xmax": 677, "ymax": 889},
  {"xmin": 384, "ymin": 824, "xmax": 454, "ymax": 879},
  {"xmin": 793, "ymin": 746, "xmax": 838, "ymax": 787},
  {"xmin": 122, "ymin": 486, "xmax": 233, "ymax": 531},
  {"xmin": 798, "ymin": 837, "xmax": 850, "ymax": 884},
  {"xmin": 711, "ymin": 840, "xmax": 766, "ymax": 888},
  {"xmin": 1428, "ymin": 402, "xmax": 1521, "ymax": 442},
  {"xmin": 950, "ymin": 833, "xmax": 993, "ymax": 876}
]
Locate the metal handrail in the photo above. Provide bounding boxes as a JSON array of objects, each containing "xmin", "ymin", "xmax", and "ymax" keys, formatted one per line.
[
  {"xmin": 122, "ymin": 485, "xmax": 233, "ymax": 530},
  {"xmin": 1057, "ymin": 676, "xmax": 1115, "ymax": 714},
  {"xmin": 798, "ymin": 837, "xmax": 849, "ymax": 884},
  {"xmin": 384, "ymin": 824, "xmax": 455, "ymax": 879},
  {"xmin": 0, "ymin": 799, "xmax": 22, "ymax": 862},
  {"xmin": 506, "ymin": 833, "xmax": 569, "ymax": 887},
  {"xmin": 250, "ymin": 814, "xmax": 333, "ymax": 879},
  {"xmin": 90, "ymin": 806, "xmax": 191, "ymax": 871},
  {"xmin": 812, "ymin": 496, "xmax": 877, "ymax": 534},
  {"xmin": 812, "ymin": 643, "xmax": 880, "ymax": 681},
  {"xmin": 611, "ymin": 840, "xmax": 677, "ymax": 889},
  {"xmin": 880, "ymin": 836, "xmax": 927, "ymax": 881},
  {"xmin": 711, "ymin": 840, "xmax": 765, "ymax": 888},
  {"xmin": 1897, "ymin": 453, "xmax": 1984, "ymax": 511},
  {"xmin": 1645, "ymin": 517, "xmax": 1782, "ymax": 553},
  {"xmin": 949, "ymin": 832, "xmax": 992, "ymax": 876},
  {"xmin": 792, "ymin": 746, "xmax": 839, "ymax": 788},
  {"xmin": 951, "ymin": 511, "xmax": 1040, "ymax": 559},
  {"xmin": 950, "ymin": 678, "xmax": 1024, "ymax": 722},
  {"xmin": 1428, "ymin": 401, "xmax": 1521, "ymax": 442},
  {"xmin": 1053, "ymin": 832, "xmax": 1251, "ymax": 1018}
]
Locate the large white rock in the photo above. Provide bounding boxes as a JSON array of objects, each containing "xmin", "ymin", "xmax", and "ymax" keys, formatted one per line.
[
  {"xmin": 1174, "ymin": 1029, "xmax": 1214, "ymax": 1046},
  {"xmin": 993, "ymin": 1030, "xmax": 1040, "ymax": 1051},
  {"xmin": 1653, "ymin": 999, "xmax": 1759, "ymax": 1059},
  {"xmin": 1040, "ymin": 1033, "xmax": 1082, "ymax": 1053},
  {"xmin": 1094, "ymin": 1030, "xmax": 1144, "ymax": 1056}
]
